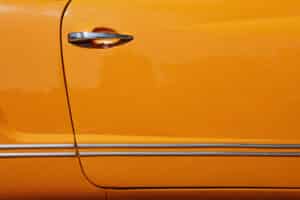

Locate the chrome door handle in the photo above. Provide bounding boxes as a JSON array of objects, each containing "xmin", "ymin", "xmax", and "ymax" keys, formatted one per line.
[{"xmin": 68, "ymin": 32, "xmax": 134, "ymax": 48}]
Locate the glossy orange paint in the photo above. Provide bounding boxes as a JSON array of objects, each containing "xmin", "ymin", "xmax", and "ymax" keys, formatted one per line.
[
  {"xmin": 107, "ymin": 189, "xmax": 300, "ymax": 200},
  {"xmin": 62, "ymin": 0, "xmax": 300, "ymax": 188},
  {"xmin": 0, "ymin": 157, "xmax": 105, "ymax": 199},
  {"xmin": 0, "ymin": 0, "xmax": 104, "ymax": 198},
  {"xmin": 2, "ymin": 0, "xmax": 300, "ymax": 198},
  {"xmin": 0, "ymin": 0, "xmax": 72, "ymax": 144}
]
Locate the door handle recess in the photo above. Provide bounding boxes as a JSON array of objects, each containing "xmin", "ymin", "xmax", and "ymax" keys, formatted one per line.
[{"xmin": 68, "ymin": 32, "xmax": 134, "ymax": 49}]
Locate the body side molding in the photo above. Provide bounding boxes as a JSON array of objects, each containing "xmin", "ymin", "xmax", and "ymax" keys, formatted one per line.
[{"xmin": 1, "ymin": 143, "xmax": 300, "ymax": 158}]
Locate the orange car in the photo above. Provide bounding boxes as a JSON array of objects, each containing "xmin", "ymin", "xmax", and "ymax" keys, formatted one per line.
[{"xmin": 1, "ymin": 0, "xmax": 300, "ymax": 199}]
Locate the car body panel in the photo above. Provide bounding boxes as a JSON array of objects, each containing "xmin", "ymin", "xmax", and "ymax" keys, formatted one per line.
[
  {"xmin": 0, "ymin": 157, "xmax": 106, "ymax": 199},
  {"xmin": 107, "ymin": 189, "xmax": 300, "ymax": 200},
  {"xmin": 0, "ymin": 1, "xmax": 107, "ymax": 198},
  {"xmin": 62, "ymin": 0, "xmax": 300, "ymax": 188},
  {"xmin": 1, "ymin": 0, "xmax": 300, "ymax": 198},
  {"xmin": 0, "ymin": 0, "xmax": 73, "ymax": 145}
]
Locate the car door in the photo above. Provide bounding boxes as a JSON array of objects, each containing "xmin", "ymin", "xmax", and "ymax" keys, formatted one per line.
[
  {"xmin": 62, "ymin": 0, "xmax": 300, "ymax": 188},
  {"xmin": 0, "ymin": 0, "xmax": 92, "ymax": 197},
  {"xmin": 0, "ymin": 1, "xmax": 74, "ymax": 156}
]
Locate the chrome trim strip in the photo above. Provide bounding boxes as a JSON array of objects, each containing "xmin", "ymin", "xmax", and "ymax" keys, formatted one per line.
[
  {"xmin": 79, "ymin": 151, "xmax": 300, "ymax": 157},
  {"xmin": 78, "ymin": 143, "xmax": 300, "ymax": 149},
  {"xmin": 0, "ymin": 151, "xmax": 300, "ymax": 158},
  {"xmin": 0, "ymin": 152, "xmax": 76, "ymax": 158},
  {"xmin": 0, "ymin": 144, "xmax": 74, "ymax": 149},
  {"xmin": 2, "ymin": 143, "xmax": 300, "ymax": 149}
]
